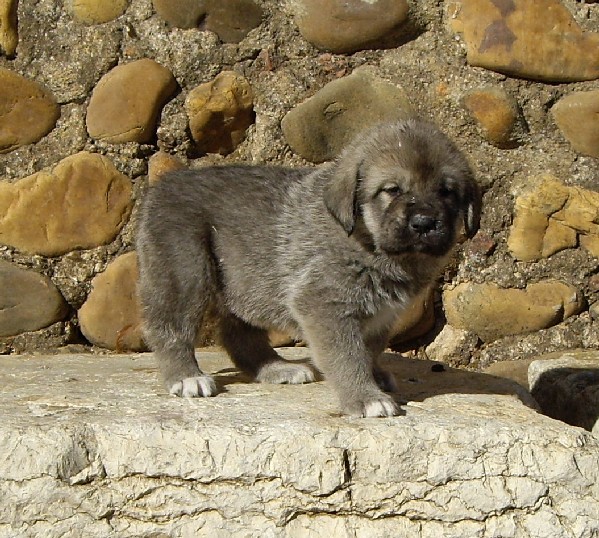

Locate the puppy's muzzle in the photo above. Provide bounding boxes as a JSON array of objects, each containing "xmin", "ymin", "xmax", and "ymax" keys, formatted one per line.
[{"xmin": 408, "ymin": 213, "xmax": 437, "ymax": 235}]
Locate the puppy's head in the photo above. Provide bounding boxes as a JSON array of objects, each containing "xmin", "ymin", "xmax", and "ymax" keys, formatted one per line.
[{"xmin": 324, "ymin": 119, "xmax": 481, "ymax": 257}]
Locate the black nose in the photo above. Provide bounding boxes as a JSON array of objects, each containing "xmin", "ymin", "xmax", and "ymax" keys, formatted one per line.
[{"xmin": 409, "ymin": 214, "xmax": 436, "ymax": 234}]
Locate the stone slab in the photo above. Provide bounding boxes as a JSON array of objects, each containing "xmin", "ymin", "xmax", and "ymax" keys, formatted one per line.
[{"xmin": 1, "ymin": 349, "xmax": 598, "ymax": 537}]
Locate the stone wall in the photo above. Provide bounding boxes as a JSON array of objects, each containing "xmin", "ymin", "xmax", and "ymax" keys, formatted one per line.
[{"xmin": 1, "ymin": 0, "xmax": 598, "ymax": 364}]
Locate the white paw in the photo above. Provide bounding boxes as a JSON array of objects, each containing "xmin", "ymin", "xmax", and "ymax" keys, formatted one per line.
[
  {"xmin": 344, "ymin": 392, "xmax": 399, "ymax": 418},
  {"xmin": 169, "ymin": 375, "xmax": 217, "ymax": 398},
  {"xmin": 363, "ymin": 398, "xmax": 398, "ymax": 418},
  {"xmin": 256, "ymin": 362, "xmax": 315, "ymax": 385}
]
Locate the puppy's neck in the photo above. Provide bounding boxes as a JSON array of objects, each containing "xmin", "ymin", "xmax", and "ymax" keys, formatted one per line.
[{"xmin": 350, "ymin": 214, "xmax": 377, "ymax": 254}]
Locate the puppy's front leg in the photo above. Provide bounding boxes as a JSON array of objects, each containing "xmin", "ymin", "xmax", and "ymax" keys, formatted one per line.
[{"xmin": 297, "ymin": 312, "xmax": 399, "ymax": 418}]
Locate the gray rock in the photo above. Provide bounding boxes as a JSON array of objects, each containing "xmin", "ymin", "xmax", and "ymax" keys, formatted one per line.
[
  {"xmin": 204, "ymin": 0, "xmax": 263, "ymax": 44},
  {"xmin": 153, "ymin": 0, "xmax": 263, "ymax": 43},
  {"xmin": 0, "ymin": 260, "xmax": 68, "ymax": 337},
  {"xmin": 152, "ymin": 0, "xmax": 206, "ymax": 28},
  {"xmin": 1, "ymin": 349, "xmax": 597, "ymax": 537},
  {"xmin": 529, "ymin": 349, "xmax": 599, "ymax": 433},
  {"xmin": 290, "ymin": 0, "xmax": 410, "ymax": 53},
  {"xmin": 281, "ymin": 68, "xmax": 415, "ymax": 163}
]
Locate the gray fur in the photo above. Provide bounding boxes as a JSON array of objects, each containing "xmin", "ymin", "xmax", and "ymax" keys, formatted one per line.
[{"xmin": 136, "ymin": 119, "xmax": 481, "ymax": 417}]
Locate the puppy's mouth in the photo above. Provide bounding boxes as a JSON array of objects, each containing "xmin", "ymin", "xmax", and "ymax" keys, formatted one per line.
[{"xmin": 379, "ymin": 219, "xmax": 454, "ymax": 257}]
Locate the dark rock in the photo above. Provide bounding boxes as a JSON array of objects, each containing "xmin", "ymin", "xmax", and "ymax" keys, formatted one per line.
[{"xmin": 0, "ymin": 261, "xmax": 68, "ymax": 337}]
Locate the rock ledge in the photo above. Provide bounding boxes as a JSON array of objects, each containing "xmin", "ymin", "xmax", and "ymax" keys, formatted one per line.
[{"xmin": 1, "ymin": 349, "xmax": 597, "ymax": 537}]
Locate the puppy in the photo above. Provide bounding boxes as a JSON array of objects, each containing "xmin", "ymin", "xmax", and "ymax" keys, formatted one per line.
[{"xmin": 136, "ymin": 119, "xmax": 481, "ymax": 417}]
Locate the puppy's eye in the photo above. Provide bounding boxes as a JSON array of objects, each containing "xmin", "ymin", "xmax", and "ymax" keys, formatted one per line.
[
  {"xmin": 380, "ymin": 185, "xmax": 403, "ymax": 196},
  {"xmin": 439, "ymin": 184, "xmax": 456, "ymax": 198}
]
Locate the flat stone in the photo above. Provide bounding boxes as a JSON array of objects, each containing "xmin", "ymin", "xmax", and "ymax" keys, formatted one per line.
[
  {"xmin": 67, "ymin": 0, "xmax": 128, "ymax": 25},
  {"xmin": 552, "ymin": 90, "xmax": 599, "ymax": 158},
  {"xmin": 281, "ymin": 68, "xmax": 415, "ymax": 163},
  {"xmin": 447, "ymin": 0, "xmax": 599, "ymax": 82},
  {"xmin": 185, "ymin": 70, "xmax": 254, "ymax": 155},
  {"xmin": 508, "ymin": 174, "xmax": 599, "ymax": 261},
  {"xmin": 86, "ymin": 59, "xmax": 177, "ymax": 144},
  {"xmin": 528, "ymin": 349, "xmax": 599, "ymax": 434},
  {"xmin": 0, "ymin": 261, "xmax": 67, "ymax": 337},
  {"xmin": 443, "ymin": 281, "xmax": 584, "ymax": 343},
  {"xmin": 0, "ymin": 0, "xmax": 17, "ymax": 56},
  {"xmin": 0, "ymin": 152, "xmax": 132, "ymax": 256},
  {"xmin": 78, "ymin": 252, "xmax": 145, "ymax": 352},
  {"xmin": 152, "ymin": 0, "xmax": 206, "ymax": 28},
  {"xmin": 291, "ymin": 0, "xmax": 410, "ymax": 53},
  {"xmin": 0, "ymin": 68, "xmax": 60, "ymax": 153},
  {"xmin": 3, "ymin": 349, "xmax": 598, "ymax": 536},
  {"xmin": 462, "ymin": 86, "xmax": 525, "ymax": 148}
]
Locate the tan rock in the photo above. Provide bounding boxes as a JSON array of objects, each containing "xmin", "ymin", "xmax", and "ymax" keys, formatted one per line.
[
  {"xmin": 542, "ymin": 219, "xmax": 577, "ymax": 258},
  {"xmin": 462, "ymin": 87, "xmax": 524, "ymax": 148},
  {"xmin": 153, "ymin": 0, "xmax": 206, "ymax": 28},
  {"xmin": 281, "ymin": 68, "xmax": 415, "ymax": 163},
  {"xmin": 148, "ymin": 151, "xmax": 185, "ymax": 185},
  {"xmin": 0, "ymin": 261, "xmax": 68, "ymax": 337},
  {"xmin": 508, "ymin": 175, "xmax": 599, "ymax": 261},
  {"xmin": 447, "ymin": 0, "xmax": 599, "ymax": 82},
  {"xmin": 291, "ymin": 0, "xmax": 409, "ymax": 53},
  {"xmin": 443, "ymin": 281, "xmax": 584, "ymax": 343},
  {"xmin": 68, "ymin": 0, "xmax": 128, "ymax": 25},
  {"xmin": 0, "ymin": 0, "xmax": 17, "ymax": 56},
  {"xmin": 78, "ymin": 252, "xmax": 145, "ymax": 351},
  {"xmin": 552, "ymin": 90, "xmax": 599, "ymax": 158},
  {"xmin": 0, "ymin": 152, "xmax": 132, "ymax": 256},
  {"xmin": 185, "ymin": 71, "xmax": 254, "ymax": 155},
  {"xmin": 0, "ymin": 68, "xmax": 60, "ymax": 153},
  {"xmin": 580, "ymin": 234, "xmax": 599, "ymax": 258},
  {"xmin": 86, "ymin": 59, "xmax": 177, "ymax": 144}
]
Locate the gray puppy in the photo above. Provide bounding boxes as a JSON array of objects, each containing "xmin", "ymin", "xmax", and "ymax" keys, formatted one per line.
[{"xmin": 137, "ymin": 119, "xmax": 481, "ymax": 417}]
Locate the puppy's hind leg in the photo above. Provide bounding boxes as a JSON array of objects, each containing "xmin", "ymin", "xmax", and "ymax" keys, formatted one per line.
[
  {"xmin": 138, "ymin": 249, "xmax": 217, "ymax": 398},
  {"xmin": 219, "ymin": 314, "xmax": 315, "ymax": 385}
]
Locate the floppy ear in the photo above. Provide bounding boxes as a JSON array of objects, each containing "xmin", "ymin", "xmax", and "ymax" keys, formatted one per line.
[
  {"xmin": 323, "ymin": 155, "xmax": 362, "ymax": 235},
  {"xmin": 463, "ymin": 176, "xmax": 482, "ymax": 238}
]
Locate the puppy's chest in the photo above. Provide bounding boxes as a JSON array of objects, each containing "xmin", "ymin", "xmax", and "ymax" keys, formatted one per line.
[{"xmin": 361, "ymin": 302, "xmax": 406, "ymax": 337}]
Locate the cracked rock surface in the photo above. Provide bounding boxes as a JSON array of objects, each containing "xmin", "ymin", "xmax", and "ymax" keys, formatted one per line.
[{"xmin": 1, "ymin": 349, "xmax": 597, "ymax": 537}]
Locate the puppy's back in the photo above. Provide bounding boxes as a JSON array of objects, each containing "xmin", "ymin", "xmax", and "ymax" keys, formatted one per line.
[{"xmin": 143, "ymin": 165, "xmax": 306, "ymax": 228}]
